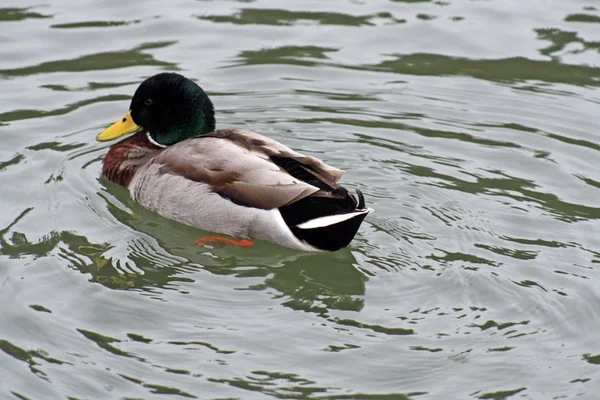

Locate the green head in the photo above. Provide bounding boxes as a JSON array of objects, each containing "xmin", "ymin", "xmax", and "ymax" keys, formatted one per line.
[
  {"xmin": 96, "ymin": 73, "xmax": 216, "ymax": 147},
  {"xmin": 131, "ymin": 73, "xmax": 216, "ymax": 146}
]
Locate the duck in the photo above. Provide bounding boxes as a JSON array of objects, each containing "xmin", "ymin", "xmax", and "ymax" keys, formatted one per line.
[{"xmin": 97, "ymin": 72, "xmax": 372, "ymax": 251}]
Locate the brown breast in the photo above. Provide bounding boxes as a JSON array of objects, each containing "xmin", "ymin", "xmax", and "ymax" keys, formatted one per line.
[{"xmin": 101, "ymin": 132, "xmax": 162, "ymax": 188}]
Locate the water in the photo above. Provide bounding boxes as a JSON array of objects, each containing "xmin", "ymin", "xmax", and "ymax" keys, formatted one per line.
[{"xmin": 1, "ymin": 0, "xmax": 600, "ymax": 398}]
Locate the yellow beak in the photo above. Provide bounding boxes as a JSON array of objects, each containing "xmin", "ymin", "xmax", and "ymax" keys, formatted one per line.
[{"xmin": 96, "ymin": 111, "xmax": 142, "ymax": 142}]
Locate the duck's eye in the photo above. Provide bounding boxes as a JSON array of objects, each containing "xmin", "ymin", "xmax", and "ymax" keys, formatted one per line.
[{"xmin": 144, "ymin": 98, "xmax": 153, "ymax": 106}]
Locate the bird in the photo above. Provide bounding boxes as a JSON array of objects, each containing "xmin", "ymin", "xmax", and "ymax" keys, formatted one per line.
[{"xmin": 97, "ymin": 72, "xmax": 372, "ymax": 251}]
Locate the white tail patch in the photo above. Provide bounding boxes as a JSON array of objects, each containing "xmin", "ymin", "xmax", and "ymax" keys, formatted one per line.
[{"xmin": 296, "ymin": 208, "xmax": 373, "ymax": 230}]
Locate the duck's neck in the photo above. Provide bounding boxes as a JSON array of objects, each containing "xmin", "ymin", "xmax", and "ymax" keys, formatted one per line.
[{"xmin": 102, "ymin": 131, "xmax": 162, "ymax": 188}]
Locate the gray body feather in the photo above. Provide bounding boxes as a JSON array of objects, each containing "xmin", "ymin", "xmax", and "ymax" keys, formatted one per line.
[{"xmin": 126, "ymin": 129, "xmax": 347, "ymax": 251}]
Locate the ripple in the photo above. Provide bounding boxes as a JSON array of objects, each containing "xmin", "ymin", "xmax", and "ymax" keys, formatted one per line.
[
  {"xmin": 369, "ymin": 53, "xmax": 600, "ymax": 87},
  {"xmin": 564, "ymin": 13, "xmax": 600, "ymax": 23},
  {"xmin": 0, "ymin": 94, "xmax": 135, "ymax": 123},
  {"xmin": 0, "ymin": 339, "xmax": 68, "ymax": 381},
  {"xmin": 198, "ymin": 8, "xmax": 402, "ymax": 26},
  {"xmin": 0, "ymin": 7, "xmax": 52, "ymax": 22},
  {"xmin": 0, "ymin": 153, "xmax": 24, "ymax": 171},
  {"xmin": 0, "ymin": 41, "xmax": 177, "ymax": 77},
  {"xmin": 28, "ymin": 304, "xmax": 52, "ymax": 314},
  {"xmin": 77, "ymin": 329, "xmax": 141, "ymax": 360},
  {"xmin": 118, "ymin": 374, "xmax": 197, "ymax": 399},
  {"xmin": 209, "ymin": 370, "xmax": 417, "ymax": 399},
  {"xmin": 332, "ymin": 318, "xmax": 416, "ymax": 336},
  {"xmin": 229, "ymin": 45, "xmax": 339, "ymax": 68},
  {"xmin": 476, "ymin": 387, "xmax": 527, "ymax": 399},
  {"xmin": 167, "ymin": 340, "xmax": 235, "ymax": 355},
  {"xmin": 2, "ymin": 0, "xmax": 600, "ymax": 398},
  {"xmin": 51, "ymin": 20, "xmax": 140, "ymax": 29}
]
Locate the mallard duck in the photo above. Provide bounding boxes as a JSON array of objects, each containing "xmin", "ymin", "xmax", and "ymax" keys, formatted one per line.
[{"xmin": 97, "ymin": 73, "xmax": 372, "ymax": 251}]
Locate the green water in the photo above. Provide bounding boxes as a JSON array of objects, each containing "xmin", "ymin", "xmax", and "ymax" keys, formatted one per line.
[{"xmin": 1, "ymin": 0, "xmax": 600, "ymax": 399}]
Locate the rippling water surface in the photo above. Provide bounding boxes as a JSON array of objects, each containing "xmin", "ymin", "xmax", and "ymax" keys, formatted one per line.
[{"xmin": 2, "ymin": 0, "xmax": 600, "ymax": 398}]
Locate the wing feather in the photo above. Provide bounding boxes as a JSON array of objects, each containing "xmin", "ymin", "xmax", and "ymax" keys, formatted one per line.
[
  {"xmin": 204, "ymin": 129, "xmax": 344, "ymax": 183},
  {"xmin": 153, "ymin": 131, "xmax": 322, "ymax": 210}
]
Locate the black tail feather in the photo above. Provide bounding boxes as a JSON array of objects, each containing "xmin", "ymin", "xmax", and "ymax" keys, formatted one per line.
[
  {"xmin": 356, "ymin": 189, "xmax": 365, "ymax": 209},
  {"xmin": 283, "ymin": 188, "xmax": 371, "ymax": 251},
  {"xmin": 279, "ymin": 187, "xmax": 357, "ymax": 227},
  {"xmin": 290, "ymin": 210, "xmax": 369, "ymax": 251},
  {"xmin": 272, "ymin": 154, "xmax": 371, "ymax": 250}
]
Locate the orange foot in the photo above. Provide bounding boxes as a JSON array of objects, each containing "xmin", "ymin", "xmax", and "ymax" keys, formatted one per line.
[{"xmin": 194, "ymin": 236, "xmax": 254, "ymax": 248}]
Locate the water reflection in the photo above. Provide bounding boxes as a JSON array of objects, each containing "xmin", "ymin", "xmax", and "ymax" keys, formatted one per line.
[
  {"xmin": 0, "ymin": 7, "xmax": 52, "ymax": 22},
  {"xmin": 0, "ymin": 208, "xmax": 186, "ymax": 291},
  {"xmin": 231, "ymin": 45, "xmax": 338, "ymax": 68},
  {"xmin": 361, "ymin": 131, "xmax": 600, "ymax": 223},
  {"xmin": 0, "ymin": 190, "xmax": 368, "ymax": 314},
  {"xmin": 199, "ymin": 8, "xmax": 401, "ymax": 26},
  {"xmin": 100, "ymin": 179, "xmax": 368, "ymax": 313},
  {"xmin": 210, "ymin": 370, "xmax": 414, "ymax": 399},
  {"xmin": 369, "ymin": 53, "xmax": 600, "ymax": 87},
  {"xmin": 564, "ymin": 14, "xmax": 600, "ymax": 23},
  {"xmin": 2, "ymin": 0, "xmax": 600, "ymax": 398},
  {"xmin": 0, "ymin": 339, "xmax": 68, "ymax": 381},
  {"xmin": 0, "ymin": 41, "xmax": 177, "ymax": 77},
  {"xmin": 0, "ymin": 95, "xmax": 130, "ymax": 123},
  {"xmin": 536, "ymin": 27, "xmax": 600, "ymax": 60},
  {"xmin": 0, "ymin": 154, "xmax": 25, "ymax": 171},
  {"xmin": 51, "ymin": 20, "xmax": 140, "ymax": 29}
]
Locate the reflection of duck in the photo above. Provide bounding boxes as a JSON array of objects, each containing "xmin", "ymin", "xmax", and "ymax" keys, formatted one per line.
[
  {"xmin": 100, "ymin": 194, "xmax": 367, "ymax": 312},
  {"xmin": 97, "ymin": 73, "xmax": 371, "ymax": 251}
]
